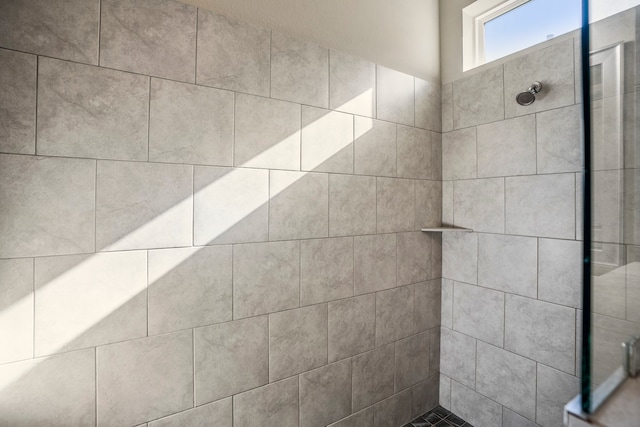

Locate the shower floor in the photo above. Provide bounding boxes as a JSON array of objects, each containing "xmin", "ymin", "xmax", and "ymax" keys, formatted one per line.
[{"xmin": 404, "ymin": 405, "xmax": 472, "ymax": 427}]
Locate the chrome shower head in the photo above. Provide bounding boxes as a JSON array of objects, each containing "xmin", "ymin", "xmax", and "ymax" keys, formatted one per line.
[{"xmin": 516, "ymin": 81, "xmax": 542, "ymax": 106}]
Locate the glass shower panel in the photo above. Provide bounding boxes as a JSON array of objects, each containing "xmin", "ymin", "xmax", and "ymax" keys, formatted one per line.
[{"xmin": 584, "ymin": 1, "xmax": 640, "ymax": 412}]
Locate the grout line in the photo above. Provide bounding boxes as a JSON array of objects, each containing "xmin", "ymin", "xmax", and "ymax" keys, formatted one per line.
[
  {"xmin": 232, "ymin": 92, "xmax": 236, "ymax": 167},
  {"xmin": 231, "ymin": 245, "xmax": 236, "ymax": 321},
  {"xmin": 32, "ymin": 258, "xmax": 35, "ymax": 358},
  {"xmin": 95, "ymin": 347, "xmax": 98, "ymax": 425},
  {"xmin": 269, "ymin": 31, "xmax": 272, "ymax": 98},
  {"xmin": 34, "ymin": 56, "xmax": 39, "ymax": 155},
  {"xmin": 94, "ymin": 160, "xmax": 98, "ymax": 252},
  {"xmin": 97, "ymin": 0, "xmax": 102, "ymax": 66},
  {"xmin": 191, "ymin": 166, "xmax": 195, "ymax": 246},
  {"xmin": 192, "ymin": 328, "xmax": 196, "ymax": 407},
  {"xmin": 194, "ymin": 8, "xmax": 198, "ymax": 85},
  {"xmin": 146, "ymin": 250, "xmax": 149, "ymax": 337},
  {"xmin": 143, "ymin": 79, "xmax": 151, "ymax": 165}
]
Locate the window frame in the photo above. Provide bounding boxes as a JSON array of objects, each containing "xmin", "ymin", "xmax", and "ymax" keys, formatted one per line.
[{"xmin": 462, "ymin": 0, "xmax": 533, "ymax": 71}]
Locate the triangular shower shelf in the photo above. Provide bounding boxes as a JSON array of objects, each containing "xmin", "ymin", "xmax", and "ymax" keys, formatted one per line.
[{"xmin": 420, "ymin": 226, "xmax": 473, "ymax": 233}]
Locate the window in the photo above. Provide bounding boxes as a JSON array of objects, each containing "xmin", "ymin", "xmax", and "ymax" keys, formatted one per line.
[{"xmin": 463, "ymin": 0, "xmax": 581, "ymax": 71}]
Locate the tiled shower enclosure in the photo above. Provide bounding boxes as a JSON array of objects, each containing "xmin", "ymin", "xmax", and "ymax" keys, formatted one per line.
[{"xmin": 0, "ymin": 0, "xmax": 443, "ymax": 426}]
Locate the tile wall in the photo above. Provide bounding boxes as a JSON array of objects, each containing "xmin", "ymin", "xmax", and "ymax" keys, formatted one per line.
[
  {"xmin": 439, "ymin": 38, "xmax": 583, "ymax": 427},
  {"xmin": 0, "ymin": 0, "xmax": 442, "ymax": 426}
]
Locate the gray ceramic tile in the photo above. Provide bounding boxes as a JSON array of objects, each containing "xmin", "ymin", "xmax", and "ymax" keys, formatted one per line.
[
  {"xmin": 414, "ymin": 279, "xmax": 441, "ymax": 332},
  {"xmin": 624, "ymin": 169, "xmax": 640, "ymax": 245},
  {"xmin": 453, "ymin": 178, "xmax": 505, "ymax": 233},
  {"xmin": 0, "ymin": 258, "xmax": 33, "ymax": 364},
  {"xmin": 576, "ymin": 172, "xmax": 584, "ymax": 241},
  {"xmin": 354, "ymin": 117, "xmax": 397, "ymax": 177},
  {"xmin": 149, "ymin": 78, "xmax": 233, "ymax": 166},
  {"xmin": 506, "ymin": 173, "xmax": 576, "ymax": 239},
  {"xmin": 373, "ymin": 391, "xmax": 413, "ymax": 427},
  {"xmin": 329, "ymin": 174, "xmax": 376, "ymax": 236},
  {"xmin": 450, "ymin": 381, "xmax": 502, "ymax": 427},
  {"xmin": 442, "ymin": 181, "xmax": 454, "ymax": 226},
  {"xmin": 411, "ymin": 376, "xmax": 439, "ymax": 418},
  {"xmin": 34, "ymin": 251, "xmax": 146, "ymax": 356},
  {"xmin": 269, "ymin": 304, "xmax": 328, "ymax": 381},
  {"xmin": 395, "ymin": 331, "xmax": 430, "ymax": 391},
  {"xmin": 330, "ymin": 50, "xmax": 376, "ymax": 117},
  {"xmin": 233, "ymin": 377, "xmax": 299, "ymax": 427},
  {"xmin": 37, "ymin": 58, "xmax": 148, "ymax": 161},
  {"xmin": 302, "ymin": 106, "xmax": 354, "ymax": 173},
  {"xmin": 300, "ymin": 360, "xmax": 352, "ymax": 427},
  {"xmin": 354, "ymin": 234, "xmax": 397, "ymax": 295},
  {"xmin": 478, "ymin": 233, "xmax": 537, "ymax": 298},
  {"xmin": 96, "ymin": 161, "xmax": 192, "ymax": 251},
  {"xmin": 234, "ymin": 93, "xmax": 301, "ymax": 170},
  {"xmin": 592, "ymin": 252, "xmax": 626, "ymax": 320},
  {"xmin": 0, "ymin": 49, "xmax": 36, "ymax": 154},
  {"xmin": 397, "ymin": 232, "xmax": 430, "ymax": 286},
  {"xmin": 148, "ymin": 246, "xmax": 232, "ymax": 335},
  {"xmin": 375, "ymin": 286, "xmax": 414, "ymax": 346},
  {"xmin": 97, "ymin": 332, "xmax": 193, "ymax": 427},
  {"xmin": 476, "ymin": 341, "xmax": 536, "ymax": 421},
  {"xmin": 232, "ymin": 240, "xmax": 299, "ymax": 319},
  {"xmin": 453, "ymin": 66, "xmax": 504, "ymax": 129},
  {"xmin": 430, "ymin": 233, "xmax": 443, "ymax": 281},
  {"xmin": 377, "ymin": 178, "xmax": 415, "ymax": 233},
  {"xmin": 453, "ymin": 281, "xmax": 504, "ymax": 347},
  {"xmin": 376, "ymin": 66, "xmax": 414, "ymax": 126},
  {"xmin": 301, "ymin": 237, "xmax": 354, "ymax": 306},
  {"xmin": 0, "ymin": 0, "xmax": 99, "ymax": 64},
  {"xmin": 441, "ymin": 279, "xmax": 454, "ymax": 329},
  {"xmin": 0, "ymin": 154, "xmax": 95, "ymax": 258},
  {"xmin": 352, "ymin": 344, "xmax": 395, "ymax": 411},
  {"xmin": 505, "ymin": 295, "xmax": 576, "ymax": 374},
  {"xmin": 628, "ymin": 251, "xmax": 640, "ymax": 323},
  {"xmin": 100, "ymin": 0, "xmax": 196, "ymax": 82},
  {"xmin": 432, "ymin": 132, "xmax": 442, "ymax": 181},
  {"xmin": 442, "ymin": 232, "xmax": 477, "ymax": 285},
  {"xmin": 194, "ymin": 166, "xmax": 269, "ymax": 245},
  {"xmin": 395, "ymin": 389, "xmax": 414, "ymax": 426},
  {"xmin": 503, "ymin": 408, "xmax": 539, "ymax": 427},
  {"xmin": 397, "ymin": 125, "xmax": 432, "ymax": 179},
  {"xmin": 196, "ymin": 10, "xmax": 270, "ymax": 96},
  {"xmin": 329, "ymin": 408, "xmax": 374, "ymax": 427},
  {"xmin": 537, "ymin": 105, "xmax": 582, "ymax": 174},
  {"xmin": 271, "ymin": 31, "xmax": 328, "ymax": 108},
  {"xmin": 269, "ymin": 170, "xmax": 329, "ymax": 240},
  {"xmin": 440, "ymin": 327, "xmax": 476, "ymax": 388},
  {"xmin": 442, "ymin": 127, "xmax": 477, "ymax": 180},
  {"xmin": 194, "ymin": 316, "xmax": 268, "ymax": 404},
  {"xmin": 538, "ymin": 238, "xmax": 582, "ymax": 308},
  {"xmin": 415, "ymin": 180, "xmax": 442, "ymax": 228},
  {"xmin": 0, "ymin": 348, "xmax": 95, "ymax": 426},
  {"xmin": 504, "ymin": 39, "xmax": 575, "ymax": 118},
  {"xmin": 415, "ymin": 78, "xmax": 441, "ymax": 132},
  {"xmin": 537, "ymin": 364, "xmax": 579, "ymax": 427},
  {"xmin": 328, "ymin": 294, "xmax": 375, "ymax": 362},
  {"xmin": 439, "ymin": 375, "xmax": 452, "ymax": 411},
  {"xmin": 149, "ymin": 398, "xmax": 232, "ymax": 427},
  {"xmin": 477, "ymin": 115, "xmax": 536, "ymax": 177},
  {"xmin": 591, "ymin": 96, "xmax": 624, "ymax": 171},
  {"xmin": 442, "ymin": 84, "xmax": 454, "ymax": 132}
]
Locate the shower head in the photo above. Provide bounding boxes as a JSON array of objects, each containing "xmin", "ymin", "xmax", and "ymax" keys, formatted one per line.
[{"xmin": 516, "ymin": 81, "xmax": 543, "ymax": 106}]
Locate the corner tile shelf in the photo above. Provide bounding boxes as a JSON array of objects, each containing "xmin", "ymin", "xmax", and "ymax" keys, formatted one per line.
[{"xmin": 420, "ymin": 226, "xmax": 473, "ymax": 233}]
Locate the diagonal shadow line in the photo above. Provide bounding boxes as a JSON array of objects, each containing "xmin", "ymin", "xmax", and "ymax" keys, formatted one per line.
[{"xmin": 0, "ymin": 90, "xmax": 378, "ymax": 396}]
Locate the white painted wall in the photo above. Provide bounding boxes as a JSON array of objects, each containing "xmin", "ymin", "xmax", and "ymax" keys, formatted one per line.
[{"xmin": 179, "ymin": 0, "xmax": 441, "ymax": 82}]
